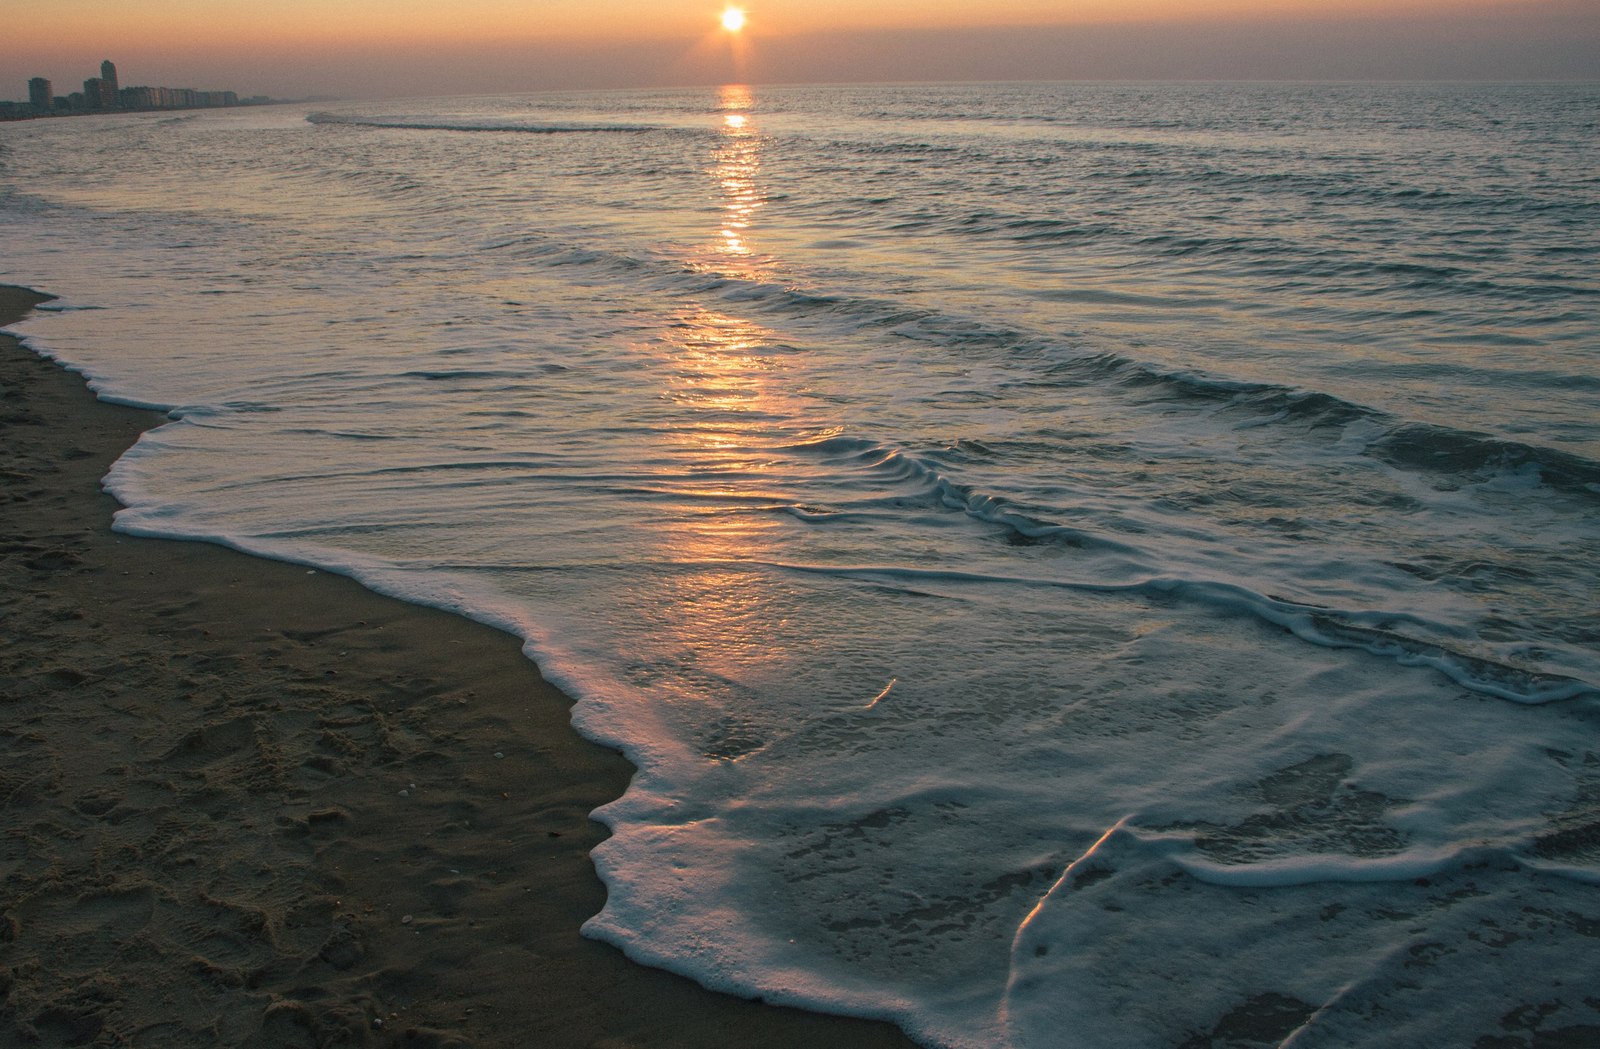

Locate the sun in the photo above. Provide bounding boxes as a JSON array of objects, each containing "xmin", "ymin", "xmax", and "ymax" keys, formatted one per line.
[{"xmin": 721, "ymin": 6, "xmax": 746, "ymax": 32}]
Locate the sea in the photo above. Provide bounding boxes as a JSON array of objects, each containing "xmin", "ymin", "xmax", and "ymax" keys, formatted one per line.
[{"xmin": 3, "ymin": 81, "xmax": 1598, "ymax": 1048}]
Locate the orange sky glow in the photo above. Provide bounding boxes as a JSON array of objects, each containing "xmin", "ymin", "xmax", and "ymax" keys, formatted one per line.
[
  {"xmin": 7, "ymin": 0, "xmax": 1596, "ymax": 98},
  {"xmin": 8, "ymin": 0, "xmax": 1562, "ymax": 48}
]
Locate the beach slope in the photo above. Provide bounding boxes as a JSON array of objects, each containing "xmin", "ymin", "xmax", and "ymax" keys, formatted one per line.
[{"xmin": 0, "ymin": 285, "xmax": 915, "ymax": 1048}]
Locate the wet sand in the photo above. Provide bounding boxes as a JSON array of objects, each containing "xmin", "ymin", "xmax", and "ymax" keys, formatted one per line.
[{"xmin": 0, "ymin": 284, "xmax": 916, "ymax": 1049}]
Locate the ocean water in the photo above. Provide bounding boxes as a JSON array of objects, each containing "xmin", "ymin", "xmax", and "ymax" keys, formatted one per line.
[{"xmin": 3, "ymin": 82, "xmax": 1598, "ymax": 1047}]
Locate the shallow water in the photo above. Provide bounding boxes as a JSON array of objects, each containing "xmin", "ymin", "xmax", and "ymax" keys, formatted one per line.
[{"xmin": 3, "ymin": 82, "xmax": 1598, "ymax": 1048}]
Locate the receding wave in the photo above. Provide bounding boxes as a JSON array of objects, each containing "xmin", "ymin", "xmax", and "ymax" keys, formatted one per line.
[
  {"xmin": 466, "ymin": 219, "xmax": 1600, "ymax": 503},
  {"xmin": 771, "ymin": 559, "xmax": 1598, "ymax": 705},
  {"xmin": 782, "ymin": 432, "xmax": 1131, "ymax": 555},
  {"xmin": 1368, "ymin": 423, "xmax": 1600, "ymax": 496}
]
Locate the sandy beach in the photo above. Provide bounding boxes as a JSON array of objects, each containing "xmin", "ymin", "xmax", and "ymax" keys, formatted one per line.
[{"xmin": 0, "ymin": 284, "xmax": 915, "ymax": 1048}]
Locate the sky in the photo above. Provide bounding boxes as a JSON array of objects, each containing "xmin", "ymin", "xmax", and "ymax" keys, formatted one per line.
[{"xmin": 8, "ymin": 0, "xmax": 1598, "ymax": 100}]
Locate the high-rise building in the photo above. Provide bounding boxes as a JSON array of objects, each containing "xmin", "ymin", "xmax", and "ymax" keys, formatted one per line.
[
  {"xmin": 28, "ymin": 77, "xmax": 52, "ymax": 113},
  {"xmin": 100, "ymin": 60, "xmax": 119, "ymax": 101},
  {"xmin": 84, "ymin": 77, "xmax": 103, "ymax": 109}
]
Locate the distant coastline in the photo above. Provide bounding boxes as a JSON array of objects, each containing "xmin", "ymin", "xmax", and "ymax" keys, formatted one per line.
[{"xmin": 0, "ymin": 56, "xmax": 313, "ymax": 122}]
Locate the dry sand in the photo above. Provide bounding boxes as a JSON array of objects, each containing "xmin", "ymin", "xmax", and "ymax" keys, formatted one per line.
[{"xmin": 0, "ymin": 284, "xmax": 916, "ymax": 1049}]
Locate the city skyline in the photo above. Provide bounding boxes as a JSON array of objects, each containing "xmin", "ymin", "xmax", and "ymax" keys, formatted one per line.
[
  {"xmin": 5, "ymin": 58, "xmax": 262, "ymax": 120},
  {"xmin": 7, "ymin": 0, "xmax": 1598, "ymax": 98}
]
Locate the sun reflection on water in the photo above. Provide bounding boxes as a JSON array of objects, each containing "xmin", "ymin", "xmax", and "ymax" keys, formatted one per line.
[
  {"xmin": 657, "ymin": 306, "xmax": 791, "ymax": 542},
  {"xmin": 639, "ymin": 302, "xmax": 809, "ymax": 703},
  {"xmin": 631, "ymin": 85, "xmax": 824, "ymax": 692},
  {"xmin": 709, "ymin": 84, "xmax": 768, "ymax": 277}
]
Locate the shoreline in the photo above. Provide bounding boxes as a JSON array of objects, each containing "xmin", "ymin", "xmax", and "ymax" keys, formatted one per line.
[{"xmin": 0, "ymin": 284, "xmax": 915, "ymax": 1048}]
